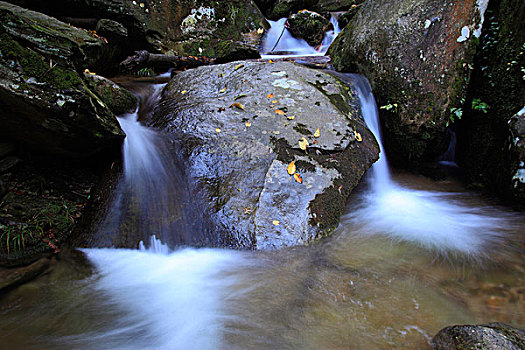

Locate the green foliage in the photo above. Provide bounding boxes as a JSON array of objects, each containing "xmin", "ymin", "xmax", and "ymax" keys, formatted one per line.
[
  {"xmin": 471, "ymin": 98, "xmax": 490, "ymax": 113},
  {"xmin": 379, "ymin": 103, "xmax": 398, "ymax": 112},
  {"xmin": 136, "ymin": 67, "xmax": 155, "ymax": 77}
]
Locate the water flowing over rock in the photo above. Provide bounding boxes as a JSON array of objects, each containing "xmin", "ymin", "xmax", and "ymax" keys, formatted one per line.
[
  {"xmin": 8, "ymin": 0, "xmax": 268, "ymax": 62},
  {"xmin": 0, "ymin": 1, "xmax": 124, "ymax": 157},
  {"xmin": 328, "ymin": 0, "xmax": 488, "ymax": 167},
  {"xmin": 287, "ymin": 10, "xmax": 333, "ymax": 47},
  {"xmin": 151, "ymin": 61, "xmax": 379, "ymax": 249},
  {"xmin": 432, "ymin": 323, "xmax": 525, "ymax": 350}
]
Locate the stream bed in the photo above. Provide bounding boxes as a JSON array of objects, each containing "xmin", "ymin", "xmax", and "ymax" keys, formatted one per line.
[{"xmin": 0, "ymin": 169, "xmax": 523, "ymax": 350}]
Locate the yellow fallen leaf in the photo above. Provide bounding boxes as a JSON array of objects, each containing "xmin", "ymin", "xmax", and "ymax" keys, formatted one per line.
[
  {"xmin": 257, "ymin": 28, "xmax": 264, "ymax": 34},
  {"xmin": 287, "ymin": 161, "xmax": 296, "ymax": 175},
  {"xmin": 216, "ymin": 128, "xmax": 221, "ymax": 133},
  {"xmin": 219, "ymin": 87, "xmax": 226, "ymax": 93},
  {"xmin": 267, "ymin": 93, "xmax": 274, "ymax": 99},
  {"xmin": 234, "ymin": 64, "xmax": 244, "ymax": 71},
  {"xmin": 218, "ymin": 72, "xmax": 224, "ymax": 77},
  {"xmin": 234, "ymin": 94, "xmax": 247, "ymax": 100},
  {"xmin": 314, "ymin": 128, "xmax": 320, "ymax": 138},
  {"xmin": 230, "ymin": 102, "xmax": 245, "ymax": 111},
  {"xmin": 272, "ymin": 220, "xmax": 280, "ymax": 225},
  {"xmin": 275, "ymin": 109, "xmax": 285, "ymax": 115},
  {"xmin": 269, "ymin": 59, "xmax": 274, "ymax": 63},
  {"xmin": 272, "ymin": 100, "xmax": 278, "ymax": 104},
  {"xmin": 294, "ymin": 173, "xmax": 303, "ymax": 184},
  {"xmin": 245, "ymin": 121, "xmax": 252, "ymax": 127},
  {"xmin": 287, "ymin": 115, "xmax": 295, "ymax": 120},
  {"xmin": 354, "ymin": 130, "xmax": 362, "ymax": 142},
  {"xmin": 299, "ymin": 137, "xmax": 309, "ymax": 150},
  {"xmin": 181, "ymin": 90, "xmax": 187, "ymax": 94}
]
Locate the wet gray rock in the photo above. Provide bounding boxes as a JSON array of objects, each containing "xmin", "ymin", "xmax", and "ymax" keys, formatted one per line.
[
  {"xmin": 0, "ymin": 2, "xmax": 124, "ymax": 157},
  {"xmin": 95, "ymin": 19, "xmax": 128, "ymax": 44},
  {"xmin": 152, "ymin": 61, "xmax": 379, "ymax": 249},
  {"xmin": 287, "ymin": 10, "xmax": 333, "ymax": 47},
  {"xmin": 432, "ymin": 323, "xmax": 525, "ymax": 350},
  {"xmin": 329, "ymin": 0, "xmax": 488, "ymax": 167}
]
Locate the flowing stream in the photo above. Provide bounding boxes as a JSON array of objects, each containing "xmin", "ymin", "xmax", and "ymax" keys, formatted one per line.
[{"xmin": 1, "ymin": 26, "xmax": 524, "ymax": 350}]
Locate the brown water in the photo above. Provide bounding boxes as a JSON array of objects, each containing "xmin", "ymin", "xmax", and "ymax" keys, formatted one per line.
[{"xmin": 0, "ymin": 171, "xmax": 523, "ymax": 350}]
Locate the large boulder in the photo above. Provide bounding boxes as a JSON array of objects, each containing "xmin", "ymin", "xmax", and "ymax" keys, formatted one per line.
[
  {"xmin": 7, "ymin": 0, "xmax": 268, "ymax": 61},
  {"xmin": 432, "ymin": 323, "xmax": 525, "ymax": 350},
  {"xmin": 328, "ymin": 0, "xmax": 489, "ymax": 167},
  {"xmin": 151, "ymin": 61, "xmax": 379, "ymax": 249},
  {"xmin": 455, "ymin": 0, "xmax": 525, "ymax": 204},
  {"xmin": 0, "ymin": 2, "xmax": 124, "ymax": 157},
  {"xmin": 263, "ymin": 0, "xmax": 359, "ymax": 19},
  {"xmin": 287, "ymin": 10, "xmax": 333, "ymax": 47}
]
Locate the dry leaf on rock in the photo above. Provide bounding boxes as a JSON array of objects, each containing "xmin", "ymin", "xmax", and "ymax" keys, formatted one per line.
[
  {"xmin": 299, "ymin": 137, "xmax": 309, "ymax": 150},
  {"xmin": 287, "ymin": 161, "xmax": 296, "ymax": 175},
  {"xmin": 275, "ymin": 109, "xmax": 285, "ymax": 115},
  {"xmin": 230, "ymin": 102, "xmax": 245, "ymax": 111},
  {"xmin": 314, "ymin": 128, "xmax": 320, "ymax": 138},
  {"xmin": 294, "ymin": 173, "xmax": 303, "ymax": 184}
]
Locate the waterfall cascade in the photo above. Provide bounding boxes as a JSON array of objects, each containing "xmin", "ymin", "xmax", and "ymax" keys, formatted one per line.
[
  {"xmin": 340, "ymin": 74, "xmax": 510, "ymax": 255},
  {"xmin": 261, "ymin": 15, "xmax": 341, "ymax": 59}
]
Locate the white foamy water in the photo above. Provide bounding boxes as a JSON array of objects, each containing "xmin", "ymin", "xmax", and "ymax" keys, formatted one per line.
[
  {"xmin": 342, "ymin": 75, "xmax": 511, "ymax": 255},
  {"xmin": 79, "ymin": 238, "xmax": 250, "ymax": 350},
  {"xmin": 261, "ymin": 15, "xmax": 341, "ymax": 59}
]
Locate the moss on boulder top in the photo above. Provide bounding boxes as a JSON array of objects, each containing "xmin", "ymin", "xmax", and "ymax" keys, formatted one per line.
[{"xmin": 0, "ymin": 1, "xmax": 123, "ymax": 158}]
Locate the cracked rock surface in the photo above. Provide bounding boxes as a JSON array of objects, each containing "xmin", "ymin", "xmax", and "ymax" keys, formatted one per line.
[{"xmin": 151, "ymin": 61, "xmax": 379, "ymax": 249}]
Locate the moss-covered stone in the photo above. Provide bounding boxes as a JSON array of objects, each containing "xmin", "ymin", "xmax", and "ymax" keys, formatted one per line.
[
  {"xmin": 456, "ymin": 0, "xmax": 525, "ymax": 205},
  {"xmin": 328, "ymin": 0, "xmax": 486, "ymax": 168},
  {"xmin": 287, "ymin": 10, "xmax": 333, "ymax": 47},
  {"xmin": 84, "ymin": 73, "xmax": 137, "ymax": 115},
  {"xmin": 0, "ymin": 2, "xmax": 124, "ymax": 158}
]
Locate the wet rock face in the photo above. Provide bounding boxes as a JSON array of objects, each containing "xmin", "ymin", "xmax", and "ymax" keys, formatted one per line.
[
  {"xmin": 7, "ymin": 0, "xmax": 268, "ymax": 61},
  {"xmin": 287, "ymin": 10, "xmax": 333, "ymax": 47},
  {"xmin": 329, "ymin": 0, "xmax": 488, "ymax": 167},
  {"xmin": 432, "ymin": 323, "xmax": 525, "ymax": 350},
  {"xmin": 152, "ymin": 61, "xmax": 379, "ymax": 249},
  {"xmin": 0, "ymin": 2, "xmax": 124, "ymax": 158},
  {"xmin": 455, "ymin": 0, "xmax": 525, "ymax": 204}
]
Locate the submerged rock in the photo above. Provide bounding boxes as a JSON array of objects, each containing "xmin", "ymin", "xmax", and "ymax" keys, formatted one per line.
[
  {"xmin": 432, "ymin": 323, "xmax": 525, "ymax": 350},
  {"xmin": 8, "ymin": 0, "xmax": 268, "ymax": 62},
  {"xmin": 0, "ymin": 2, "xmax": 124, "ymax": 157},
  {"xmin": 151, "ymin": 61, "xmax": 379, "ymax": 249},
  {"xmin": 287, "ymin": 10, "xmax": 333, "ymax": 47},
  {"xmin": 329, "ymin": 0, "xmax": 488, "ymax": 167}
]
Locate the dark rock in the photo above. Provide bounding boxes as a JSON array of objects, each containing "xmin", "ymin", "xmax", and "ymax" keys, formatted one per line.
[
  {"xmin": 95, "ymin": 19, "xmax": 128, "ymax": 44},
  {"xmin": 151, "ymin": 61, "xmax": 379, "ymax": 249},
  {"xmin": 267, "ymin": 0, "xmax": 358, "ymax": 20},
  {"xmin": 84, "ymin": 73, "xmax": 137, "ymax": 115},
  {"xmin": 0, "ymin": 143, "xmax": 15, "ymax": 158},
  {"xmin": 0, "ymin": 178, "xmax": 5, "ymax": 200},
  {"xmin": 329, "ymin": 0, "xmax": 488, "ymax": 168},
  {"xmin": 7, "ymin": 0, "xmax": 268, "ymax": 62},
  {"xmin": 337, "ymin": 2, "xmax": 361, "ymax": 28},
  {"xmin": 0, "ymin": 257, "xmax": 50, "ymax": 293},
  {"xmin": 432, "ymin": 323, "xmax": 525, "ymax": 350},
  {"xmin": 456, "ymin": 0, "xmax": 525, "ymax": 205},
  {"xmin": 0, "ymin": 2, "xmax": 124, "ymax": 158},
  {"xmin": 287, "ymin": 10, "xmax": 333, "ymax": 47},
  {"xmin": 0, "ymin": 156, "xmax": 20, "ymax": 173}
]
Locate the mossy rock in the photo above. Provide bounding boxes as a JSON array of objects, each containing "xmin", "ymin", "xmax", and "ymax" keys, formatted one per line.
[
  {"xmin": 287, "ymin": 10, "xmax": 333, "ymax": 47},
  {"xmin": 84, "ymin": 73, "xmax": 137, "ymax": 115},
  {"xmin": 328, "ymin": 0, "xmax": 487, "ymax": 168},
  {"xmin": 0, "ymin": 2, "xmax": 124, "ymax": 158}
]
